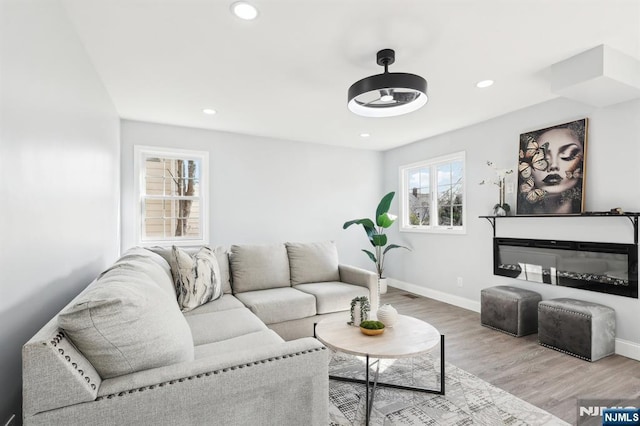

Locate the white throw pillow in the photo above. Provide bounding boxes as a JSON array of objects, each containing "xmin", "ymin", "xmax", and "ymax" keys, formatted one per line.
[{"xmin": 170, "ymin": 246, "xmax": 222, "ymax": 311}]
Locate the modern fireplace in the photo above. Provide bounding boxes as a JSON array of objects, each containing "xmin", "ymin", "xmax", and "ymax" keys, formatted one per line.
[{"xmin": 494, "ymin": 237, "xmax": 638, "ymax": 298}]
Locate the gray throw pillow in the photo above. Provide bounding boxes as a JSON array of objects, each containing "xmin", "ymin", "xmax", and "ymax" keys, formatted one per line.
[
  {"xmin": 229, "ymin": 243, "xmax": 291, "ymax": 293},
  {"xmin": 286, "ymin": 241, "xmax": 340, "ymax": 285},
  {"xmin": 170, "ymin": 246, "xmax": 222, "ymax": 311},
  {"xmin": 58, "ymin": 265, "xmax": 194, "ymax": 379}
]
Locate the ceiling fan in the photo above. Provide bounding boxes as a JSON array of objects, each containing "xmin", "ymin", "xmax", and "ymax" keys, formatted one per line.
[{"xmin": 348, "ymin": 49, "xmax": 428, "ymax": 118}]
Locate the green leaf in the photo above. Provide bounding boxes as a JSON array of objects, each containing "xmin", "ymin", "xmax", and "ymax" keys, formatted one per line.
[
  {"xmin": 383, "ymin": 244, "xmax": 410, "ymax": 254},
  {"xmin": 343, "ymin": 218, "xmax": 375, "ymax": 230},
  {"xmin": 376, "ymin": 212, "xmax": 397, "ymax": 229},
  {"xmin": 343, "ymin": 218, "xmax": 375, "ymax": 243},
  {"xmin": 362, "ymin": 249, "xmax": 377, "ymax": 264},
  {"xmin": 375, "ymin": 192, "xmax": 395, "ymax": 225},
  {"xmin": 372, "ymin": 234, "xmax": 387, "ymax": 247}
]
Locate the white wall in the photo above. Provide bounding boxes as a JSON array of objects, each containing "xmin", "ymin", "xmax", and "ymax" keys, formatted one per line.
[
  {"xmin": 120, "ymin": 120, "xmax": 383, "ymax": 269},
  {"xmin": 383, "ymin": 97, "xmax": 640, "ymax": 357},
  {"xmin": 0, "ymin": 1, "xmax": 120, "ymax": 423}
]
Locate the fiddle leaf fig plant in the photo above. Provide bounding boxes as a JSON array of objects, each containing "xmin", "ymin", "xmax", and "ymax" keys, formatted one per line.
[{"xmin": 343, "ymin": 191, "xmax": 410, "ymax": 279}]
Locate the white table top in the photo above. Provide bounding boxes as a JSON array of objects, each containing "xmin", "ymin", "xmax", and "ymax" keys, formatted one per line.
[{"xmin": 315, "ymin": 314, "xmax": 441, "ymax": 359}]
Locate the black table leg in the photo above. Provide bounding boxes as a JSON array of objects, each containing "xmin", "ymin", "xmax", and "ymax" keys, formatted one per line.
[
  {"xmin": 328, "ymin": 334, "xmax": 446, "ymax": 421},
  {"xmin": 365, "ymin": 354, "xmax": 369, "ymax": 425}
]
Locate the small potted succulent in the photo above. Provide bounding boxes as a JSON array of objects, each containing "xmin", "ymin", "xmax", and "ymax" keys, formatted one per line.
[{"xmin": 359, "ymin": 320, "xmax": 386, "ymax": 336}]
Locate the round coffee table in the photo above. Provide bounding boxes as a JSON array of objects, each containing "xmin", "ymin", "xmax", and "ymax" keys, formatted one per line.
[{"xmin": 315, "ymin": 314, "xmax": 444, "ymax": 425}]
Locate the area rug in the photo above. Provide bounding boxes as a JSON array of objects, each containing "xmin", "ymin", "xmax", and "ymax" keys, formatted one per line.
[{"xmin": 328, "ymin": 351, "xmax": 570, "ymax": 425}]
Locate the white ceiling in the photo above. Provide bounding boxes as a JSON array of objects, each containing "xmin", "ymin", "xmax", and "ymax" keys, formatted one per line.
[{"xmin": 61, "ymin": 0, "xmax": 640, "ymax": 151}]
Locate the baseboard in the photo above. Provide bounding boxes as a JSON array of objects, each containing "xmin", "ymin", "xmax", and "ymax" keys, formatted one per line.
[
  {"xmin": 387, "ymin": 278, "xmax": 640, "ymax": 362},
  {"xmin": 387, "ymin": 278, "xmax": 480, "ymax": 313},
  {"xmin": 615, "ymin": 338, "xmax": 640, "ymax": 361}
]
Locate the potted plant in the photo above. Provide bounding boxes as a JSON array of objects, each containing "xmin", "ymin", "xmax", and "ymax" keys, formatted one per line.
[
  {"xmin": 343, "ymin": 191, "xmax": 410, "ymax": 298},
  {"xmin": 479, "ymin": 161, "xmax": 513, "ymax": 216},
  {"xmin": 359, "ymin": 320, "xmax": 385, "ymax": 336},
  {"xmin": 348, "ymin": 296, "xmax": 370, "ymax": 327}
]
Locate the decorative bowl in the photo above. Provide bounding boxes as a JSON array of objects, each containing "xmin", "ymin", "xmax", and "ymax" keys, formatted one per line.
[
  {"xmin": 359, "ymin": 320, "xmax": 385, "ymax": 336},
  {"xmin": 360, "ymin": 327, "xmax": 385, "ymax": 336}
]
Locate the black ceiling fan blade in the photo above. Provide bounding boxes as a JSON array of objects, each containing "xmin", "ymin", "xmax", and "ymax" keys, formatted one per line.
[{"xmin": 393, "ymin": 91, "xmax": 420, "ymax": 103}]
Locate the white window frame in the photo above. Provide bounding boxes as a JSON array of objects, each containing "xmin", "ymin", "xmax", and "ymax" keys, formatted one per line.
[
  {"xmin": 134, "ymin": 145, "xmax": 209, "ymax": 246},
  {"xmin": 399, "ymin": 151, "xmax": 466, "ymax": 234}
]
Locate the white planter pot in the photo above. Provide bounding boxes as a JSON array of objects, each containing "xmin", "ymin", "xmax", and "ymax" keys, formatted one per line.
[
  {"xmin": 378, "ymin": 277, "xmax": 388, "ymax": 295},
  {"xmin": 377, "ymin": 303, "xmax": 398, "ymax": 327}
]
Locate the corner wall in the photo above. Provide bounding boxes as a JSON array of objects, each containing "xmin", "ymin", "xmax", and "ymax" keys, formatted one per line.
[
  {"xmin": 120, "ymin": 120, "xmax": 383, "ymax": 269},
  {"xmin": 383, "ymin": 98, "xmax": 640, "ymax": 358},
  {"xmin": 0, "ymin": 1, "xmax": 120, "ymax": 423}
]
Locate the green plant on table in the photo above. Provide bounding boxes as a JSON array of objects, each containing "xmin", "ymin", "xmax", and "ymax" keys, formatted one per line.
[
  {"xmin": 359, "ymin": 320, "xmax": 385, "ymax": 330},
  {"xmin": 343, "ymin": 191, "xmax": 410, "ymax": 279}
]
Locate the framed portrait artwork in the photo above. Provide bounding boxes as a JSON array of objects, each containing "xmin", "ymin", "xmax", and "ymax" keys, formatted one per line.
[{"xmin": 516, "ymin": 118, "xmax": 588, "ymax": 215}]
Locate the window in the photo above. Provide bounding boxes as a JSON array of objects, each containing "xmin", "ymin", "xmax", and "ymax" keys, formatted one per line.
[
  {"xmin": 399, "ymin": 152, "xmax": 465, "ymax": 233},
  {"xmin": 134, "ymin": 146, "xmax": 209, "ymax": 245}
]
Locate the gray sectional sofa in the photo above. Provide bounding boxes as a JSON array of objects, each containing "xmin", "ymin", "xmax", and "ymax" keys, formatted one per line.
[{"xmin": 23, "ymin": 241, "xmax": 377, "ymax": 425}]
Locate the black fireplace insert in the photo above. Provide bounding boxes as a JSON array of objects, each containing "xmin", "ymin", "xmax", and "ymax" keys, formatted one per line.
[{"xmin": 494, "ymin": 237, "xmax": 638, "ymax": 298}]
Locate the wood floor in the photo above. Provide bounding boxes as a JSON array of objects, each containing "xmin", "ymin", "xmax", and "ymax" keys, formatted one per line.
[{"xmin": 380, "ymin": 287, "xmax": 640, "ymax": 425}]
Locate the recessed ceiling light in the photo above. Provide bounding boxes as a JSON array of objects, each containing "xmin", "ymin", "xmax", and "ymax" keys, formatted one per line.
[
  {"xmin": 202, "ymin": 108, "xmax": 217, "ymax": 115},
  {"xmin": 231, "ymin": 2, "xmax": 258, "ymax": 20},
  {"xmin": 360, "ymin": 133, "xmax": 371, "ymax": 138},
  {"xmin": 476, "ymin": 79, "xmax": 494, "ymax": 88}
]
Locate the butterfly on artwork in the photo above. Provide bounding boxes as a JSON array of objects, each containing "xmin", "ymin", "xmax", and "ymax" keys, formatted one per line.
[
  {"xmin": 526, "ymin": 188, "xmax": 546, "ymax": 203},
  {"xmin": 565, "ymin": 168, "xmax": 582, "ymax": 179}
]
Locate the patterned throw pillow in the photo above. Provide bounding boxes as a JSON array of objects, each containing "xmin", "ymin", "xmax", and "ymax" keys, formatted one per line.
[{"xmin": 170, "ymin": 246, "xmax": 222, "ymax": 312}]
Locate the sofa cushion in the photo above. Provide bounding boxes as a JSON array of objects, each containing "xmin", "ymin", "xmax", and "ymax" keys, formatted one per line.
[
  {"xmin": 234, "ymin": 288, "xmax": 316, "ymax": 324},
  {"xmin": 286, "ymin": 241, "xmax": 340, "ymax": 285},
  {"xmin": 182, "ymin": 294, "xmax": 245, "ymax": 317},
  {"xmin": 170, "ymin": 246, "xmax": 222, "ymax": 312},
  {"xmin": 149, "ymin": 246, "xmax": 232, "ymax": 294},
  {"xmin": 229, "ymin": 243, "xmax": 291, "ymax": 293},
  {"xmin": 58, "ymin": 265, "xmax": 194, "ymax": 379},
  {"xmin": 194, "ymin": 330, "xmax": 284, "ymax": 359},
  {"xmin": 103, "ymin": 247, "xmax": 176, "ymax": 299},
  {"xmin": 213, "ymin": 246, "xmax": 233, "ymax": 294},
  {"xmin": 185, "ymin": 308, "xmax": 268, "ymax": 345},
  {"xmin": 294, "ymin": 281, "xmax": 369, "ymax": 314}
]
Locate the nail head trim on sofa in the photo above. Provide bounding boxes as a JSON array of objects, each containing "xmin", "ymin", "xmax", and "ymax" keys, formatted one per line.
[
  {"xmin": 95, "ymin": 347, "xmax": 326, "ymax": 401},
  {"xmin": 49, "ymin": 331, "xmax": 98, "ymax": 391}
]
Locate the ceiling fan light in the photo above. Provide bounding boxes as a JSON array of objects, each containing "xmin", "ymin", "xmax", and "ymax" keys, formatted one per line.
[
  {"xmin": 348, "ymin": 74, "xmax": 427, "ymax": 118},
  {"xmin": 348, "ymin": 49, "xmax": 428, "ymax": 118}
]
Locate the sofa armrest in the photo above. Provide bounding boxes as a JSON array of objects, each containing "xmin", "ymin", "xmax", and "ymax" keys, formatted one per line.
[
  {"xmin": 339, "ymin": 264, "xmax": 378, "ymax": 309},
  {"xmin": 26, "ymin": 338, "xmax": 328, "ymax": 426},
  {"xmin": 23, "ymin": 326, "xmax": 102, "ymax": 419}
]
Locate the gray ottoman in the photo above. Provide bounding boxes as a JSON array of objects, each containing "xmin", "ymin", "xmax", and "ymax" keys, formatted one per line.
[
  {"xmin": 481, "ymin": 286, "xmax": 542, "ymax": 337},
  {"xmin": 538, "ymin": 298, "xmax": 615, "ymax": 361}
]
